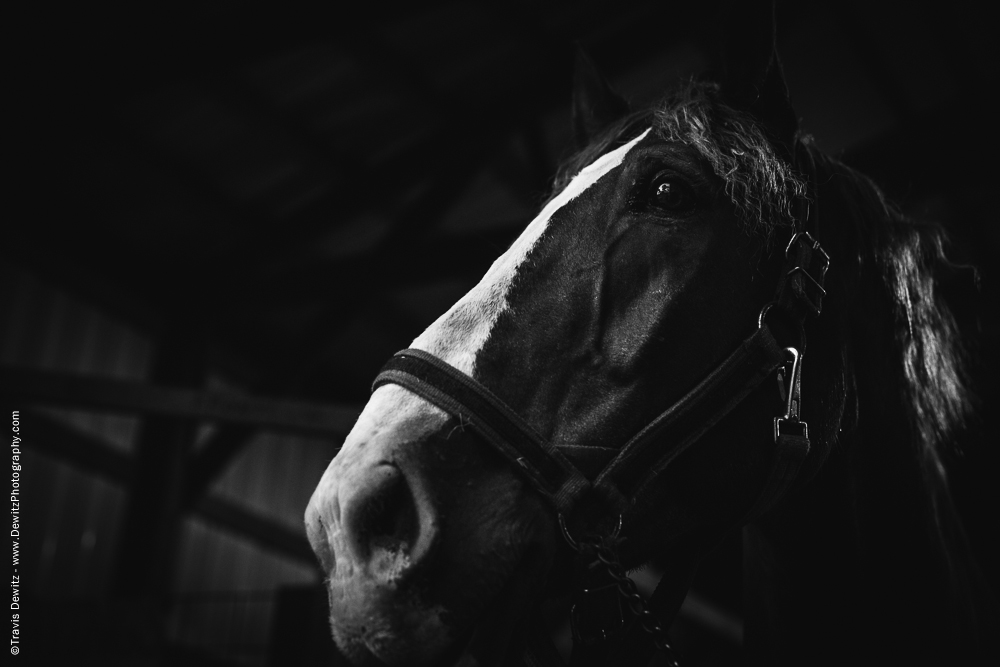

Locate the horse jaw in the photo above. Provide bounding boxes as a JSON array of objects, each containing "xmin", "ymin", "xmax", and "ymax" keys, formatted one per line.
[{"xmin": 305, "ymin": 384, "xmax": 555, "ymax": 666}]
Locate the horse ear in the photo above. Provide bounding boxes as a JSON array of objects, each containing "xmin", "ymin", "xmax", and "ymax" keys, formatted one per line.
[
  {"xmin": 571, "ymin": 46, "xmax": 631, "ymax": 149},
  {"xmin": 718, "ymin": 0, "xmax": 798, "ymax": 154}
]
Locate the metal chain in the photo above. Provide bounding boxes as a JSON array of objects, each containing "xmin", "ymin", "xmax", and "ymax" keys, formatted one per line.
[{"xmin": 588, "ymin": 540, "xmax": 682, "ymax": 667}]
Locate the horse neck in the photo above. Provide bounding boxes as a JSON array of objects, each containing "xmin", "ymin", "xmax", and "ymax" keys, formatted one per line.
[{"xmin": 741, "ymin": 355, "xmax": 987, "ymax": 664}]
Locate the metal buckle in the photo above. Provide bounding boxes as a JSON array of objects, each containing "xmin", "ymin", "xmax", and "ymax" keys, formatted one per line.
[
  {"xmin": 784, "ymin": 265, "xmax": 827, "ymax": 297},
  {"xmin": 785, "ymin": 231, "xmax": 830, "ymax": 285},
  {"xmin": 777, "ymin": 231, "xmax": 831, "ymax": 319},
  {"xmin": 785, "ymin": 231, "xmax": 830, "ymax": 270}
]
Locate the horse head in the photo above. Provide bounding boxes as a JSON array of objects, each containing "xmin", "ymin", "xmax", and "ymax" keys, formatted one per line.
[{"xmin": 304, "ymin": 6, "xmax": 989, "ymax": 665}]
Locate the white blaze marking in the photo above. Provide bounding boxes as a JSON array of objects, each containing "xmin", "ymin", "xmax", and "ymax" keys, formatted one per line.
[
  {"xmin": 411, "ymin": 128, "xmax": 652, "ymax": 375},
  {"xmin": 317, "ymin": 135, "xmax": 650, "ymax": 548}
]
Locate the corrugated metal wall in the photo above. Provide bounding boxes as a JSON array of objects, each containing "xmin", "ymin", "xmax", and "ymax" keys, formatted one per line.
[{"xmin": 2, "ymin": 263, "xmax": 329, "ymax": 664}]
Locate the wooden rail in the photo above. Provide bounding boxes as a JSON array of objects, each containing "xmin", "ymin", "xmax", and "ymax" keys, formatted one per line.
[{"xmin": 1, "ymin": 366, "xmax": 361, "ymax": 436}]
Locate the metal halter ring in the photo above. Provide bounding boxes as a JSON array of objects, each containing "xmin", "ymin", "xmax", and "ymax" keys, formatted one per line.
[
  {"xmin": 558, "ymin": 513, "xmax": 622, "ymax": 551},
  {"xmin": 758, "ymin": 302, "xmax": 806, "ymax": 351},
  {"xmin": 757, "ymin": 302, "xmax": 777, "ymax": 329}
]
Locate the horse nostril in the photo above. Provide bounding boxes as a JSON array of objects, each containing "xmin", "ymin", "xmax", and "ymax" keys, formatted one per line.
[
  {"xmin": 365, "ymin": 470, "xmax": 418, "ymax": 551},
  {"xmin": 345, "ymin": 463, "xmax": 422, "ymax": 565}
]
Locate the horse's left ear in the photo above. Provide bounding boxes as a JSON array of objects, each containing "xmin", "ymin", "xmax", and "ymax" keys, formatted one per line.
[
  {"xmin": 571, "ymin": 46, "xmax": 631, "ymax": 149},
  {"xmin": 718, "ymin": 0, "xmax": 798, "ymax": 154}
]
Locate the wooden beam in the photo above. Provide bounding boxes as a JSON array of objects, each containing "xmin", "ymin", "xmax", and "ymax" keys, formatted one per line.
[
  {"xmin": 112, "ymin": 325, "xmax": 205, "ymax": 602},
  {"xmin": 1, "ymin": 366, "xmax": 361, "ymax": 437},
  {"xmin": 182, "ymin": 425, "xmax": 257, "ymax": 507},
  {"xmin": 20, "ymin": 408, "xmax": 316, "ymax": 566},
  {"xmin": 20, "ymin": 408, "xmax": 134, "ymax": 482},
  {"xmin": 195, "ymin": 495, "xmax": 316, "ymax": 565}
]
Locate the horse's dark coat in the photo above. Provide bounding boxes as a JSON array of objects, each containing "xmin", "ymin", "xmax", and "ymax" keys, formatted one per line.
[
  {"xmin": 305, "ymin": 24, "xmax": 997, "ymax": 666},
  {"xmin": 479, "ymin": 80, "xmax": 996, "ymax": 663}
]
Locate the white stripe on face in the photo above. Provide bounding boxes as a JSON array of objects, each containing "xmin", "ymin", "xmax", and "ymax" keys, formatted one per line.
[
  {"xmin": 410, "ymin": 128, "xmax": 652, "ymax": 375},
  {"xmin": 325, "ymin": 130, "xmax": 652, "ymax": 488}
]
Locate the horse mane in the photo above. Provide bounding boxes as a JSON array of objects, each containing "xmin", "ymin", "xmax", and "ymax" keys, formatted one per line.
[
  {"xmin": 805, "ymin": 144, "xmax": 994, "ymax": 642},
  {"xmin": 804, "ymin": 144, "xmax": 974, "ymax": 459},
  {"xmin": 551, "ymin": 79, "xmax": 994, "ymax": 646}
]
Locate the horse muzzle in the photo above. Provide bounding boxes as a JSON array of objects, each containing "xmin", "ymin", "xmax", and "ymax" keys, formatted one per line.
[
  {"xmin": 304, "ymin": 386, "xmax": 454, "ymax": 665},
  {"xmin": 304, "ymin": 384, "xmax": 556, "ymax": 666}
]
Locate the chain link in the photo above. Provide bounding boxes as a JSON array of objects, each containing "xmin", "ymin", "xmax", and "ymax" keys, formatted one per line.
[{"xmin": 587, "ymin": 541, "xmax": 682, "ymax": 667}]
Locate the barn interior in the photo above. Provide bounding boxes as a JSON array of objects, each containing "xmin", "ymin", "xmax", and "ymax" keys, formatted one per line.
[{"xmin": 4, "ymin": 1, "xmax": 997, "ymax": 665}]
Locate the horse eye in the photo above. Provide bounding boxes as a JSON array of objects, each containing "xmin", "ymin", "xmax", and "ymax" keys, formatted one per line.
[{"xmin": 650, "ymin": 177, "xmax": 695, "ymax": 212}]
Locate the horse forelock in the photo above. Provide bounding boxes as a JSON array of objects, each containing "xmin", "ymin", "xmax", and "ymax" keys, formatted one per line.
[
  {"xmin": 554, "ymin": 81, "xmax": 807, "ymax": 245},
  {"xmin": 409, "ymin": 128, "xmax": 652, "ymax": 375},
  {"xmin": 651, "ymin": 82, "xmax": 806, "ymax": 244}
]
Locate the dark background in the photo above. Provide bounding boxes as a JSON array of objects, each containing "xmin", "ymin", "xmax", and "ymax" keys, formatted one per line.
[{"xmin": 4, "ymin": 2, "xmax": 997, "ymax": 664}]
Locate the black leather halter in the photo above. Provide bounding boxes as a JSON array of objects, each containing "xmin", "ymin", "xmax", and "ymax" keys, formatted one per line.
[
  {"xmin": 372, "ymin": 231, "xmax": 829, "ymax": 531},
  {"xmin": 371, "ymin": 169, "xmax": 829, "ymax": 664}
]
